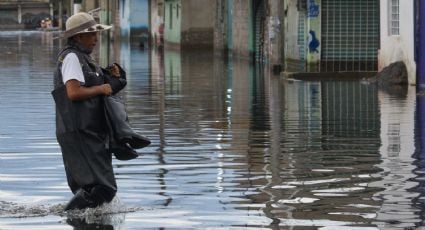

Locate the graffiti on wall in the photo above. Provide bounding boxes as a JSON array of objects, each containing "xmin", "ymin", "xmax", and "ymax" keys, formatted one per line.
[
  {"xmin": 308, "ymin": 30, "xmax": 320, "ymax": 53},
  {"xmin": 308, "ymin": 0, "xmax": 319, "ymax": 18}
]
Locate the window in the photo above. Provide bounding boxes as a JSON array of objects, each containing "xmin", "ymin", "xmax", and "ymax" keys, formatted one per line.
[
  {"xmin": 169, "ymin": 3, "xmax": 173, "ymax": 30},
  {"xmin": 389, "ymin": 0, "xmax": 400, "ymax": 35}
]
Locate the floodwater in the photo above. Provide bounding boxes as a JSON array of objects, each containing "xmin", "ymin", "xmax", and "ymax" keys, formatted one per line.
[{"xmin": 0, "ymin": 31, "xmax": 423, "ymax": 230}]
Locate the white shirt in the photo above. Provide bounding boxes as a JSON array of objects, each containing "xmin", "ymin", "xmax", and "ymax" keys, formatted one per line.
[{"xmin": 61, "ymin": 53, "xmax": 85, "ymax": 84}]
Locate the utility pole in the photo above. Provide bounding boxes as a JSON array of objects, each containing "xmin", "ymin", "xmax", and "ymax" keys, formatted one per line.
[
  {"xmin": 73, "ymin": 0, "xmax": 82, "ymax": 14},
  {"xmin": 418, "ymin": 0, "xmax": 425, "ymax": 88},
  {"xmin": 99, "ymin": 0, "xmax": 111, "ymax": 66},
  {"xmin": 58, "ymin": 0, "xmax": 63, "ymax": 30}
]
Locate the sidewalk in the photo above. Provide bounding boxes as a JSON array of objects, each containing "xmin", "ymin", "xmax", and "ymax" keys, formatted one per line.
[{"xmin": 282, "ymin": 71, "xmax": 378, "ymax": 81}]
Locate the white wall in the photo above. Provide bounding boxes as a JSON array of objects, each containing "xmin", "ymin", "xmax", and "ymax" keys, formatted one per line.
[
  {"xmin": 284, "ymin": 0, "xmax": 302, "ymax": 60},
  {"xmin": 130, "ymin": 0, "xmax": 149, "ymax": 30},
  {"xmin": 374, "ymin": 87, "xmax": 417, "ymax": 225},
  {"xmin": 380, "ymin": 1, "xmax": 416, "ymax": 84}
]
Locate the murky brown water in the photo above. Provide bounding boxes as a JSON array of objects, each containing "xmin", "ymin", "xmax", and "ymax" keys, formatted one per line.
[{"xmin": 0, "ymin": 31, "xmax": 423, "ymax": 229}]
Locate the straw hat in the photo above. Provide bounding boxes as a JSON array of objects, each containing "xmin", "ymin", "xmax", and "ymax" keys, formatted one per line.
[{"xmin": 62, "ymin": 12, "xmax": 112, "ymax": 39}]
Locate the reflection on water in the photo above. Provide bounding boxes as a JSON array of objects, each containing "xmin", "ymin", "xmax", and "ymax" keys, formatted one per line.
[
  {"xmin": 0, "ymin": 31, "xmax": 423, "ymax": 229},
  {"xmin": 413, "ymin": 94, "xmax": 425, "ymax": 228}
]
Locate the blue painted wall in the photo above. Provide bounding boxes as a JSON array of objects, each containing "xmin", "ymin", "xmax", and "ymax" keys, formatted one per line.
[
  {"xmin": 120, "ymin": 0, "xmax": 149, "ymax": 42},
  {"xmin": 130, "ymin": 0, "xmax": 149, "ymax": 31}
]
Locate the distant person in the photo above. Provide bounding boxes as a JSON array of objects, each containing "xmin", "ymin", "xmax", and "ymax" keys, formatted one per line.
[
  {"xmin": 40, "ymin": 20, "xmax": 46, "ymax": 29},
  {"xmin": 45, "ymin": 18, "xmax": 52, "ymax": 28},
  {"xmin": 52, "ymin": 12, "xmax": 123, "ymax": 211}
]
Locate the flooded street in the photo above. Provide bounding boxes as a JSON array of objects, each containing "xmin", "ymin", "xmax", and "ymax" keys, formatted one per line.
[{"xmin": 0, "ymin": 31, "xmax": 424, "ymax": 229}]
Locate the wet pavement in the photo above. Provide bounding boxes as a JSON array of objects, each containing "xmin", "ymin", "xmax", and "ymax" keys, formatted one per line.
[{"xmin": 0, "ymin": 31, "xmax": 424, "ymax": 229}]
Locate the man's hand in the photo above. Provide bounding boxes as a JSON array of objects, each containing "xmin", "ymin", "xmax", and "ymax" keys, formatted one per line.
[
  {"xmin": 101, "ymin": 84, "xmax": 113, "ymax": 96},
  {"xmin": 110, "ymin": 64, "xmax": 120, "ymax": 77}
]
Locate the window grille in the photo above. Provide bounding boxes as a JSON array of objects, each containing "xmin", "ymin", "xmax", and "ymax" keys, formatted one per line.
[
  {"xmin": 389, "ymin": 0, "xmax": 400, "ymax": 35},
  {"xmin": 321, "ymin": 0, "xmax": 380, "ymax": 72},
  {"xmin": 298, "ymin": 11, "xmax": 306, "ymax": 62},
  {"xmin": 321, "ymin": 81, "xmax": 379, "ymax": 140}
]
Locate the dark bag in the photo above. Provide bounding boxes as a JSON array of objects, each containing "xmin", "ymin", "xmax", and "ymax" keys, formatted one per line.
[{"xmin": 104, "ymin": 95, "xmax": 151, "ymax": 160}]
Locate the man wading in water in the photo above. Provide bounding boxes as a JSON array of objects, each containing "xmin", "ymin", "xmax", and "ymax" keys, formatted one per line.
[{"xmin": 52, "ymin": 12, "xmax": 125, "ymax": 211}]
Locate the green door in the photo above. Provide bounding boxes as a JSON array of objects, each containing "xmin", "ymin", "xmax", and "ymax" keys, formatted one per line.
[
  {"xmin": 253, "ymin": 0, "xmax": 265, "ymax": 62},
  {"xmin": 164, "ymin": 0, "xmax": 181, "ymax": 44}
]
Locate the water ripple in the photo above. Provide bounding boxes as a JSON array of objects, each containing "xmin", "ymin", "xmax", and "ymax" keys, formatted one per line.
[{"xmin": 0, "ymin": 31, "xmax": 423, "ymax": 229}]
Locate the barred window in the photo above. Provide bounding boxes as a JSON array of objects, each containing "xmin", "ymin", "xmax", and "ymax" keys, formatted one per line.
[{"xmin": 389, "ymin": 0, "xmax": 399, "ymax": 35}]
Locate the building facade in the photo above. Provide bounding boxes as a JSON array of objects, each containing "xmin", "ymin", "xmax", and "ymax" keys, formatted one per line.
[
  {"xmin": 211, "ymin": 0, "xmax": 284, "ymax": 67},
  {"xmin": 0, "ymin": 0, "xmax": 62, "ymax": 29},
  {"xmin": 163, "ymin": 0, "xmax": 215, "ymax": 49},
  {"xmin": 285, "ymin": 0, "xmax": 380, "ymax": 73},
  {"xmin": 379, "ymin": 0, "xmax": 416, "ymax": 85},
  {"xmin": 6, "ymin": 0, "xmax": 420, "ymax": 83}
]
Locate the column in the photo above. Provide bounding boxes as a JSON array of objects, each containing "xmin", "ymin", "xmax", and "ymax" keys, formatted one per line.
[
  {"xmin": 18, "ymin": 5, "xmax": 22, "ymax": 24},
  {"xmin": 99, "ymin": 0, "xmax": 111, "ymax": 66},
  {"xmin": 268, "ymin": 0, "xmax": 282, "ymax": 67},
  {"xmin": 306, "ymin": 0, "xmax": 321, "ymax": 72},
  {"xmin": 74, "ymin": 0, "xmax": 82, "ymax": 14},
  {"xmin": 417, "ymin": 0, "xmax": 425, "ymax": 89},
  {"xmin": 58, "ymin": 1, "xmax": 63, "ymax": 30},
  {"xmin": 50, "ymin": 3, "xmax": 53, "ymax": 19}
]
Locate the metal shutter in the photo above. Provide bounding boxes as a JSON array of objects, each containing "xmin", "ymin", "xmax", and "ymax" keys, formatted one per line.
[{"xmin": 321, "ymin": 0, "xmax": 380, "ymax": 72}]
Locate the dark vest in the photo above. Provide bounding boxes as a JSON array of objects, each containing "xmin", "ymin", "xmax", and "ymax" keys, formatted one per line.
[
  {"xmin": 53, "ymin": 46, "xmax": 106, "ymax": 134},
  {"xmin": 54, "ymin": 46, "xmax": 104, "ymax": 89}
]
